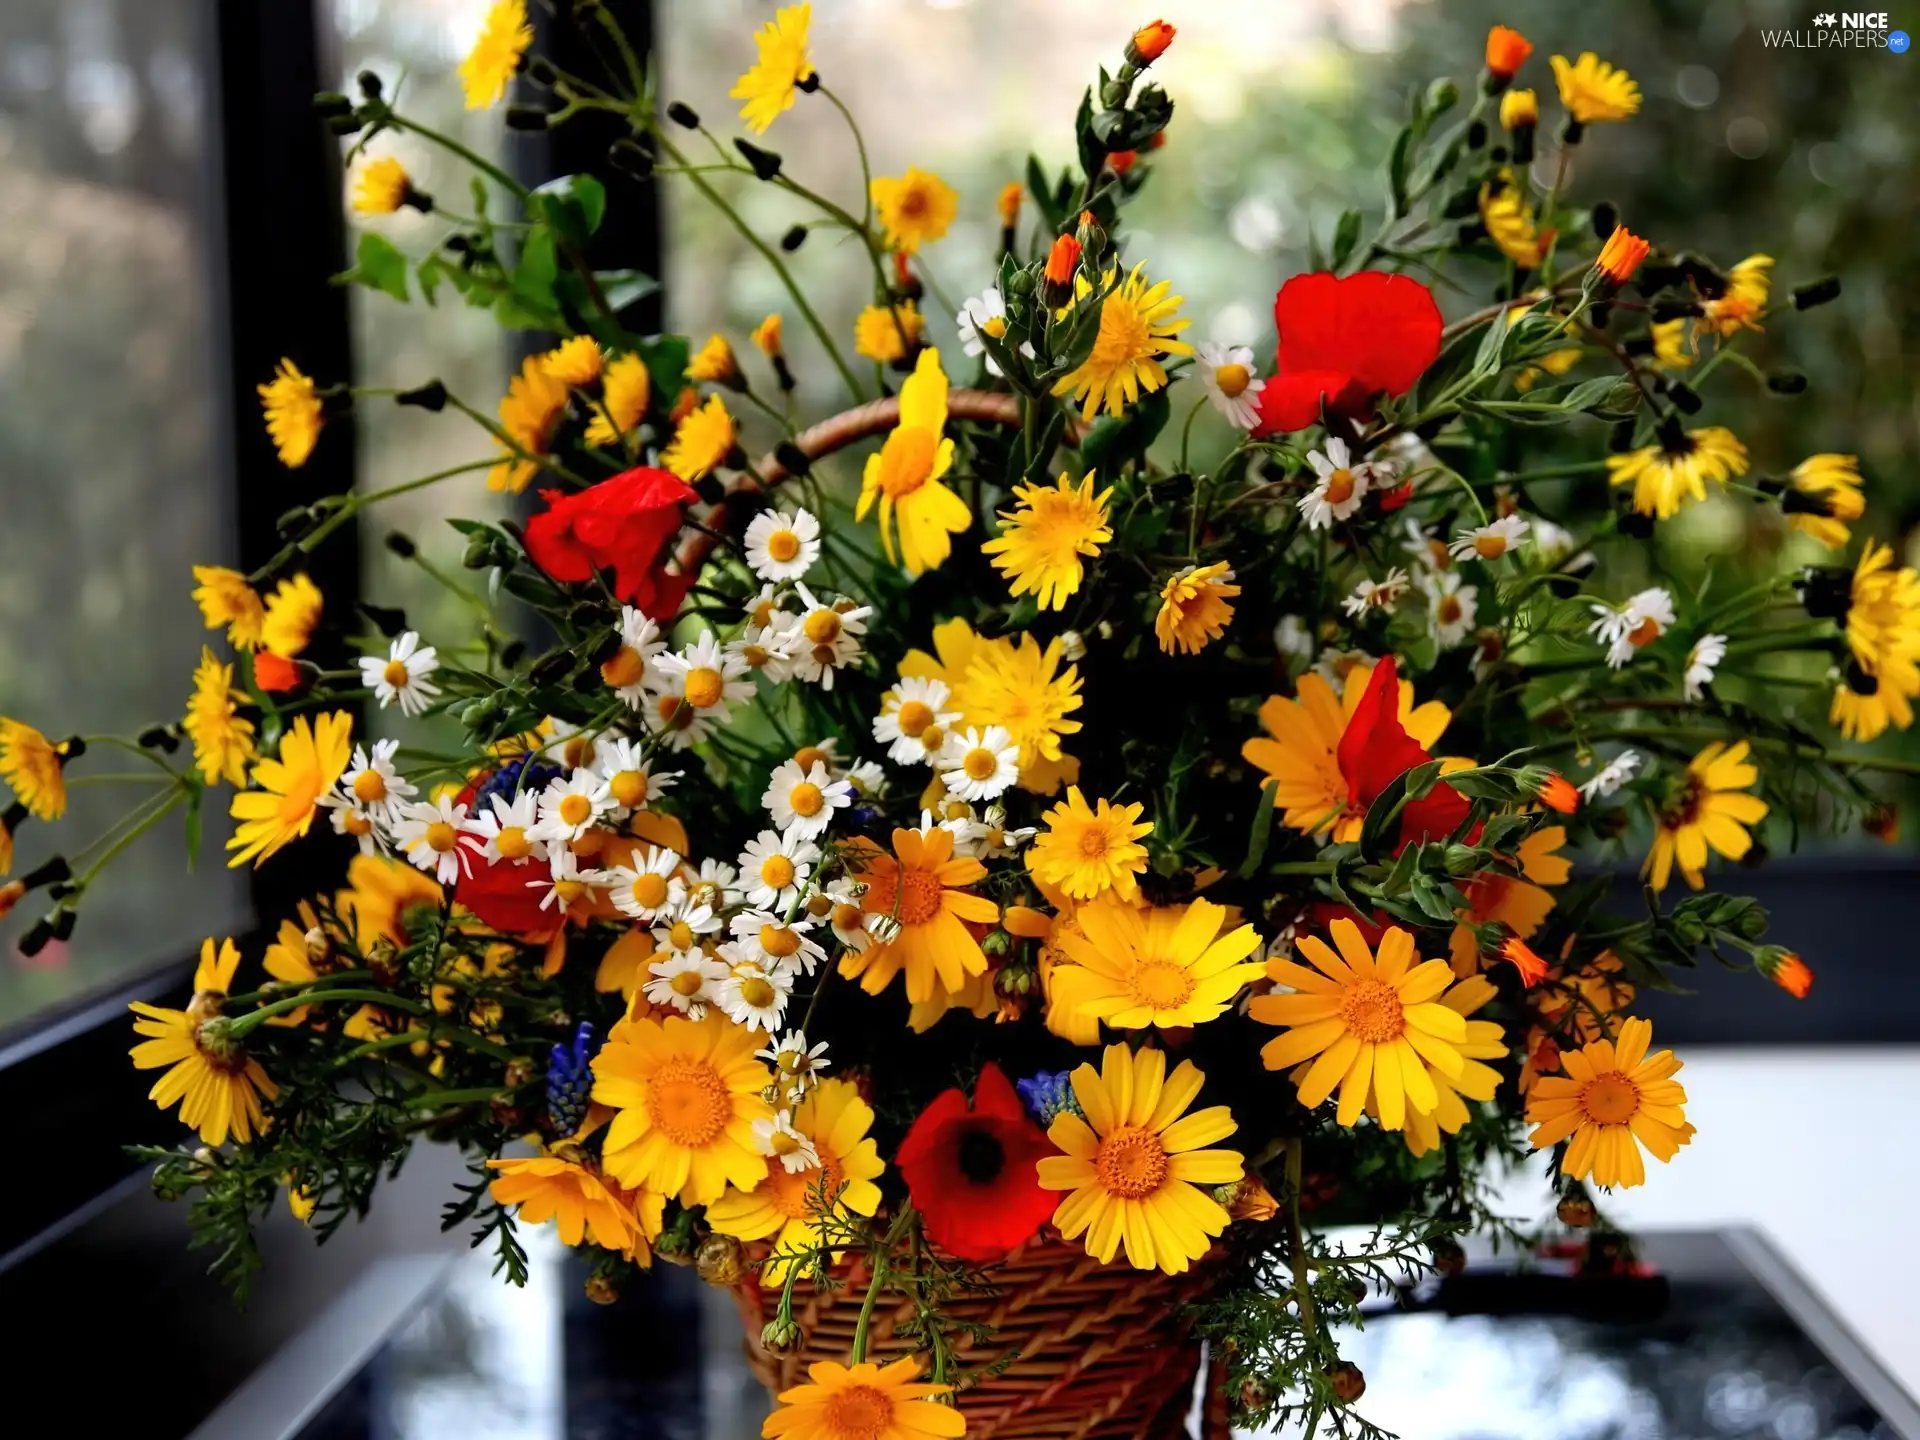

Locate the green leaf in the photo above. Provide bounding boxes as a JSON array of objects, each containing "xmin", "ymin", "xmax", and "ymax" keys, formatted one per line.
[
  {"xmin": 597, "ymin": 269, "xmax": 659, "ymax": 312},
  {"xmin": 1469, "ymin": 309, "xmax": 1510, "ymax": 378},
  {"xmin": 510, "ymin": 225, "xmax": 560, "ymax": 314},
  {"xmin": 1238, "ymin": 779, "xmax": 1278, "ymax": 878},
  {"xmin": 1078, "ymin": 389, "xmax": 1172, "ymax": 472},
  {"xmin": 182, "ymin": 782, "xmax": 204, "ymax": 869},
  {"xmin": 1384, "ymin": 126, "xmax": 1414, "ymax": 218},
  {"xmin": 340, "ymin": 231, "xmax": 410, "ymax": 304},
  {"xmin": 1026, "ymin": 153, "xmax": 1062, "ymax": 234},
  {"xmin": 1331, "ymin": 209, "xmax": 1363, "ymax": 270},
  {"xmin": 532, "ymin": 173, "xmax": 607, "ymax": 248},
  {"xmin": 1074, "ymin": 86, "xmax": 1104, "ymax": 184},
  {"xmin": 636, "ymin": 333, "xmax": 690, "ymax": 418},
  {"xmin": 1561, "ymin": 374, "xmax": 1633, "ymax": 412}
]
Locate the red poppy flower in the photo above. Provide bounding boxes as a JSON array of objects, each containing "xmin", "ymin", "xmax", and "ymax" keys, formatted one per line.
[
  {"xmin": 1338, "ymin": 656, "xmax": 1471, "ymax": 848},
  {"xmin": 1254, "ymin": 270, "xmax": 1443, "ymax": 434},
  {"xmin": 449, "ymin": 780, "xmax": 554, "ymax": 937},
  {"xmin": 897, "ymin": 1063, "xmax": 1059, "ymax": 1262},
  {"xmin": 523, "ymin": 466, "xmax": 698, "ymax": 617}
]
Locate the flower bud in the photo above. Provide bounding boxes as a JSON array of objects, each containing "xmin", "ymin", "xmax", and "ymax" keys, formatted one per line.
[
  {"xmin": 1766, "ymin": 370, "xmax": 1808, "ymax": 395},
  {"xmin": 1483, "ymin": 24, "xmax": 1533, "ymax": 88},
  {"xmin": 1326, "ymin": 1361, "xmax": 1367, "ymax": 1405},
  {"xmin": 505, "ymin": 104, "xmax": 552, "ymax": 132},
  {"xmin": 1042, "ymin": 233, "xmax": 1082, "ymax": 307},
  {"xmin": 1791, "ymin": 276, "xmax": 1841, "ymax": 310},
  {"xmin": 734, "ymin": 137, "xmax": 783, "ymax": 181},
  {"xmin": 1587, "ymin": 225, "xmax": 1650, "ymax": 295},
  {"xmin": 1756, "ymin": 947, "xmax": 1814, "ymax": 999},
  {"xmin": 761, "ymin": 1315, "xmax": 804, "ymax": 1352},
  {"xmin": 584, "ymin": 1273, "xmax": 621, "ymax": 1306},
  {"xmin": 780, "ymin": 224, "xmax": 808, "ymax": 252},
  {"xmin": 1430, "ymin": 1238, "xmax": 1467, "ymax": 1276},
  {"xmin": 1126, "ymin": 20, "xmax": 1176, "ymax": 69},
  {"xmin": 396, "ymin": 380, "xmax": 448, "ymax": 412},
  {"xmin": 694, "ymin": 1233, "xmax": 748, "ymax": 1287},
  {"xmin": 367, "ymin": 936, "xmax": 401, "ymax": 987},
  {"xmin": 608, "ymin": 138, "xmax": 655, "ymax": 181},
  {"xmin": 1557, "ymin": 1196, "xmax": 1597, "ymax": 1228},
  {"xmin": 666, "ymin": 101, "xmax": 701, "ymax": 129},
  {"xmin": 304, "ymin": 925, "xmax": 333, "ymax": 970}
]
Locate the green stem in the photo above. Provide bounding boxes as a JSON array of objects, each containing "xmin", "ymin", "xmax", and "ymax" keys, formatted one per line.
[
  {"xmin": 405, "ymin": 1085, "xmax": 509, "ymax": 1111},
  {"xmin": 1285, "ymin": 1138, "xmax": 1318, "ymax": 1345},
  {"xmin": 73, "ymin": 787, "xmax": 185, "ymax": 885},
  {"xmin": 384, "ymin": 114, "xmax": 527, "ymax": 199}
]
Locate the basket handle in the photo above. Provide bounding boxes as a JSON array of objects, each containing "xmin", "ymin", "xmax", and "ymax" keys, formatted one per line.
[{"xmin": 671, "ymin": 387, "xmax": 1027, "ymax": 577}]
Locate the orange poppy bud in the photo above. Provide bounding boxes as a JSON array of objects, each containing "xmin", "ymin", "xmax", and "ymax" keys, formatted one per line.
[
  {"xmin": 1594, "ymin": 225, "xmax": 1651, "ymax": 285},
  {"xmin": 996, "ymin": 181, "xmax": 1023, "ymax": 229},
  {"xmin": 1484, "ymin": 25, "xmax": 1533, "ymax": 81},
  {"xmin": 1537, "ymin": 772, "xmax": 1580, "ymax": 814},
  {"xmin": 1128, "ymin": 19, "xmax": 1175, "ymax": 67},
  {"xmin": 1762, "ymin": 951, "xmax": 1814, "ymax": 998},
  {"xmin": 1044, "ymin": 232, "xmax": 1082, "ymax": 287}
]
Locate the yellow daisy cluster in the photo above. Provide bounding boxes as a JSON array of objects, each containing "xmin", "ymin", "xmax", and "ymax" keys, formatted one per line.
[{"xmin": 1834, "ymin": 540, "xmax": 1920, "ymax": 740}]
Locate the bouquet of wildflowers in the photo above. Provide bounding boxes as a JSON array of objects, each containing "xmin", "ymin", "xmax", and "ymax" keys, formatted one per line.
[{"xmin": 0, "ymin": 6, "xmax": 1895, "ymax": 1434}]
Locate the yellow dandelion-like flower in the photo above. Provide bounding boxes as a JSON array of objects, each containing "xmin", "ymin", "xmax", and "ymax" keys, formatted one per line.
[
  {"xmin": 688, "ymin": 333, "xmax": 740, "ymax": 385},
  {"xmin": 351, "ymin": 156, "xmax": 413, "ymax": 215},
  {"xmin": 1051, "ymin": 262, "xmax": 1192, "ymax": 421},
  {"xmin": 585, "ymin": 352, "xmax": 652, "ymax": 447},
  {"xmin": 1048, "ymin": 895, "xmax": 1264, "ymax": 1031},
  {"xmin": 1551, "ymin": 52, "xmax": 1641, "ymax": 125},
  {"xmin": 660, "ymin": 393, "xmax": 736, "ymax": 483},
  {"xmin": 1650, "ymin": 319, "xmax": 1692, "ymax": 371},
  {"xmin": 1843, "ymin": 539, "xmax": 1920, "ymax": 675},
  {"xmin": 460, "ymin": 0, "xmax": 533, "ymax": 110},
  {"xmin": 761, "ymin": 1357, "xmax": 961, "ymax": 1440},
  {"xmin": 1478, "ymin": 173, "xmax": 1546, "ymax": 269},
  {"xmin": 1605, "ymin": 425, "xmax": 1748, "ymax": 519},
  {"xmin": 856, "ymin": 346, "xmax": 969, "ymax": 573},
  {"xmin": 1698, "ymin": 254, "xmax": 1773, "ymax": 340},
  {"xmin": 128, "ymin": 937, "xmax": 279, "ymax": 1147},
  {"xmin": 191, "ymin": 565, "xmax": 266, "ymax": 649},
  {"xmin": 184, "ymin": 647, "xmax": 256, "ymax": 789},
  {"xmin": 730, "ymin": 3, "xmax": 814, "ymax": 135},
  {"xmin": 1788, "ymin": 453, "xmax": 1864, "ymax": 550},
  {"xmin": 1037, "ymin": 1042, "xmax": 1243, "ymax": 1274},
  {"xmin": 258, "ymin": 358, "xmax": 323, "ymax": 468},
  {"xmin": 951, "ymin": 631, "xmax": 1083, "ymax": 788},
  {"xmin": 1526, "ymin": 1016, "xmax": 1692, "ymax": 1189},
  {"xmin": 1831, "ymin": 661, "xmax": 1919, "ymax": 743},
  {"xmin": 981, "ymin": 471, "xmax": 1113, "ymax": 611},
  {"xmin": 852, "ymin": 301, "xmax": 924, "ymax": 364},
  {"xmin": 870, "ymin": 166, "xmax": 958, "ymax": 255},
  {"xmin": 1155, "ymin": 562, "xmax": 1240, "ymax": 655},
  {"xmin": 260, "ymin": 572, "xmax": 324, "ymax": 659},
  {"xmin": 542, "ymin": 335, "xmax": 605, "ymax": 388},
  {"xmin": 1643, "ymin": 740, "xmax": 1769, "ymax": 892},
  {"xmin": 751, "ymin": 314, "xmax": 784, "ymax": 359},
  {"xmin": 0, "ymin": 718, "xmax": 67, "ymax": 821},
  {"xmin": 489, "ymin": 354, "xmax": 570, "ymax": 493},
  {"xmin": 1026, "ymin": 786, "xmax": 1152, "ymax": 903},
  {"xmin": 227, "ymin": 711, "xmax": 354, "ymax": 868}
]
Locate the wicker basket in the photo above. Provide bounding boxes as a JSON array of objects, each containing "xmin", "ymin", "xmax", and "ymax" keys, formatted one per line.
[{"xmin": 733, "ymin": 1232, "xmax": 1231, "ymax": 1438}]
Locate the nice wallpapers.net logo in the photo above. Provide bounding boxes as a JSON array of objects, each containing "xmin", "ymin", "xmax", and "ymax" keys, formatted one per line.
[{"xmin": 1762, "ymin": 11, "xmax": 1912, "ymax": 48}]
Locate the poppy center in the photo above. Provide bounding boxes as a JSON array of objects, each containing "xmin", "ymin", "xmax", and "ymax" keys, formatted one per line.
[
  {"xmin": 1132, "ymin": 958, "xmax": 1197, "ymax": 1011},
  {"xmin": 1079, "ymin": 824, "xmax": 1115, "ymax": 858},
  {"xmin": 1214, "ymin": 362, "xmax": 1251, "ymax": 398},
  {"xmin": 1338, "ymin": 978, "xmax": 1406, "ymax": 1043},
  {"xmin": 1661, "ymin": 774, "xmax": 1706, "ymax": 830},
  {"xmin": 645, "ymin": 1057, "xmax": 731, "ymax": 1148},
  {"xmin": 425, "ymin": 821, "xmax": 459, "ymax": 854},
  {"xmin": 962, "ymin": 747, "xmax": 999, "ymax": 781},
  {"xmin": 897, "ymin": 868, "xmax": 944, "ymax": 925},
  {"xmin": 760, "ymin": 855, "xmax": 797, "ymax": 890},
  {"xmin": 684, "ymin": 667, "xmax": 725, "ymax": 709},
  {"xmin": 633, "ymin": 872, "xmax": 671, "ymax": 909},
  {"xmin": 352, "ymin": 770, "xmax": 388, "ymax": 804},
  {"xmin": 495, "ymin": 826, "xmax": 532, "ymax": 861},
  {"xmin": 896, "ymin": 700, "xmax": 935, "ymax": 737},
  {"xmin": 602, "ymin": 645, "xmax": 646, "ymax": 690},
  {"xmin": 766, "ymin": 529, "xmax": 801, "ymax": 563},
  {"xmin": 1094, "ymin": 1125, "xmax": 1169, "ymax": 1199},
  {"xmin": 788, "ymin": 782, "xmax": 825, "ymax": 817},
  {"xmin": 1324, "ymin": 469, "xmax": 1356, "ymax": 505},
  {"xmin": 559, "ymin": 794, "xmax": 594, "ymax": 827},
  {"xmin": 610, "ymin": 770, "xmax": 648, "ymax": 807},
  {"xmin": 957, "ymin": 1127, "xmax": 1006, "ymax": 1184},
  {"xmin": 382, "ymin": 659, "xmax": 411, "ymax": 689},
  {"xmin": 1580, "ymin": 1072, "xmax": 1640, "ymax": 1126}
]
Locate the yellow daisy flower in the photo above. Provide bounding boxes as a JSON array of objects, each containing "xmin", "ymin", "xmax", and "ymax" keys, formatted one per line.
[
  {"xmin": 460, "ymin": 0, "xmax": 533, "ymax": 110},
  {"xmin": 1051, "ymin": 262, "xmax": 1192, "ymax": 421},
  {"xmin": 1499, "ymin": 88, "xmax": 1538, "ymax": 131},
  {"xmin": 351, "ymin": 156, "xmax": 413, "ymax": 215},
  {"xmin": 1155, "ymin": 562, "xmax": 1241, "ymax": 656},
  {"xmin": 1643, "ymin": 740, "xmax": 1768, "ymax": 892},
  {"xmin": 706, "ymin": 1077, "xmax": 884, "ymax": 1285},
  {"xmin": 856, "ymin": 346, "xmax": 969, "ymax": 573},
  {"xmin": 184, "ymin": 647, "xmax": 257, "ymax": 789},
  {"xmin": 260, "ymin": 903, "xmax": 322, "ymax": 1027},
  {"xmin": 870, "ymin": 166, "xmax": 958, "ymax": 254},
  {"xmin": 950, "ymin": 631, "xmax": 1083, "ymax": 787},
  {"xmin": 0, "ymin": 718, "xmax": 67, "ymax": 821},
  {"xmin": 585, "ymin": 352, "xmax": 653, "ymax": 447},
  {"xmin": 1551, "ymin": 52, "xmax": 1641, "ymax": 125},
  {"xmin": 336, "ymin": 853, "xmax": 443, "ymax": 953},
  {"xmin": 688, "ymin": 333, "xmax": 739, "ymax": 385},
  {"xmin": 1037, "ymin": 1042, "xmax": 1243, "ymax": 1274},
  {"xmin": 258, "ymin": 358, "xmax": 323, "ymax": 468},
  {"xmin": 840, "ymin": 825, "xmax": 997, "ymax": 1004},
  {"xmin": 1048, "ymin": 895, "xmax": 1263, "ymax": 1031},
  {"xmin": 981, "ymin": 471, "xmax": 1113, "ymax": 611},
  {"xmin": 542, "ymin": 335, "xmax": 605, "ymax": 387},
  {"xmin": 595, "ymin": 928, "xmax": 659, "ymax": 997},
  {"xmin": 226, "ymin": 710, "xmax": 353, "ymax": 868},
  {"xmin": 1698, "ymin": 254, "xmax": 1773, "ymax": 340},
  {"xmin": 260, "ymin": 572, "xmax": 324, "ymax": 659},
  {"xmin": 1479, "ymin": 173, "xmax": 1546, "ymax": 268},
  {"xmin": 751, "ymin": 314, "xmax": 784, "ymax": 359},
  {"xmin": 1605, "ymin": 425, "xmax": 1748, "ymax": 519},
  {"xmin": 128, "ymin": 937, "xmax": 278, "ymax": 1147},
  {"xmin": 1402, "ymin": 974, "xmax": 1509, "ymax": 1158},
  {"xmin": 488, "ymin": 1153, "xmax": 664, "ymax": 1261},
  {"xmin": 1249, "ymin": 918, "xmax": 1470, "ymax": 1132},
  {"xmin": 1526, "ymin": 1016, "xmax": 1692, "ymax": 1189},
  {"xmin": 592, "ymin": 1010, "xmax": 772, "ymax": 1205},
  {"xmin": 852, "ymin": 301, "xmax": 924, "ymax": 364},
  {"xmin": 661, "ymin": 393, "xmax": 736, "ymax": 483},
  {"xmin": 762, "ymin": 1357, "xmax": 961, "ymax": 1440},
  {"xmin": 1787, "ymin": 453, "xmax": 1864, "ymax": 550},
  {"xmin": 1832, "ymin": 660, "xmax": 1920, "ymax": 743},
  {"xmin": 489, "ymin": 354, "xmax": 570, "ymax": 493},
  {"xmin": 191, "ymin": 565, "xmax": 266, "ymax": 649},
  {"xmin": 730, "ymin": 2, "xmax": 814, "ymax": 135},
  {"xmin": 1842, "ymin": 539, "xmax": 1920, "ymax": 675},
  {"xmin": 1026, "ymin": 787, "xmax": 1152, "ymax": 902},
  {"xmin": 1649, "ymin": 318, "xmax": 1692, "ymax": 371}
]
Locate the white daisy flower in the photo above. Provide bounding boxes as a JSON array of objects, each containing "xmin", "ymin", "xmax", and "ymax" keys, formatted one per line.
[
  {"xmin": 823, "ymin": 885, "xmax": 874, "ymax": 953},
  {"xmin": 1273, "ymin": 614, "xmax": 1314, "ymax": 661},
  {"xmin": 728, "ymin": 910, "xmax": 826, "ymax": 977},
  {"xmin": 608, "ymin": 845, "xmax": 685, "ymax": 923},
  {"xmin": 1528, "ymin": 517, "xmax": 1581, "ymax": 568},
  {"xmin": 744, "ymin": 582, "xmax": 792, "ymax": 633},
  {"xmin": 599, "ymin": 606, "xmax": 667, "ymax": 708},
  {"xmin": 872, "ymin": 676, "xmax": 960, "ymax": 765},
  {"xmin": 757, "ymin": 1029, "xmax": 831, "ymax": 1103},
  {"xmin": 594, "ymin": 736, "xmax": 677, "ymax": 814},
  {"xmin": 949, "ymin": 802, "xmax": 1037, "ymax": 860},
  {"xmin": 716, "ymin": 962, "xmax": 791, "ymax": 1033},
  {"xmin": 1298, "ymin": 437, "xmax": 1386, "ymax": 531},
  {"xmin": 651, "ymin": 900, "xmax": 723, "ymax": 958},
  {"xmin": 326, "ymin": 802, "xmax": 391, "ymax": 856},
  {"xmin": 845, "ymin": 759, "xmax": 887, "ymax": 799},
  {"xmin": 650, "ymin": 632, "xmax": 754, "ymax": 749},
  {"xmin": 738, "ymin": 828, "xmax": 821, "ymax": 911},
  {"xmin": 528, "ymin": 851, "xmax": 617, "ymax": 914},
  {"xmin": 726, "ymin": 622, "xmax": 801, "ymax": 685},
  {"xmin": 744, "ymin": 507, "xmax": 822, "ymax": 583},
  {"xmin": 319, "ymin": 739, "xmax": 414, "ymax": 853},
  {"xmin": 542, "ymin": 717, "xmax": 601, "ymax": 773},
  {"xmin": 527, "ymin": 769, "xmax": 613, "ymax": 845},
  {"xmin": 751, "ymin": 1110, "xmax": 820, "ymax": 1172},
  {"xmin": 783, "ymin": 584, "xmax": 872, "ymax": 690},
  {"xmin": 1400, "ymin": 516, "xmax": 1453, "ymax": 576},
  {"xmin": 1342, "ymin": 567, "xmax": 1411, "ymax": 620},
  {"xmin": 684, "ymin": 859, "xmax": 742, "ymax": 915},
  {"xmin": 1423, "ymin": 570, "xmax": 1479, "ymax": 650},
  {"xmin": 391, "ymin": 794, "xmax": 479, "ymax": 884},
  {"xmin": 1589, "ymin": 587, "xmax": 1676, "ymax": 668},
  {"xmin": 468, "ymin": 790, "xmax": 547, "ymax": 866},
  {"xmin": 359, "ymin": 631, "xmax": 441, "ymax": 717},
  {"xmin": 1683, "ymin": 633, "xmax": 1728, "ymax": 701},
  {"xmin": 1449, "ymin": 514, "xmax": 1531, "ymax": 563},
  {"xmin": 955, "ymin": 288, "xmax": 1035, "ymax": 376},
  {"xmin": 1579, "ymin": 749, "xmax": 1644, "ymax": 800},
  {"xmin": 762, "ymin": 758, "xmax": 854, "ymax": 840},
  {"xmin": 643, "ymin": 952, "xmax": 729, "ymax": 1019},
  {"xmin": 936, "ymin": 725, "xmax": 1020, "ymax": 802},
  {"xmin": 1194, "ymin": 340, "xmax": 1266, "ymax": 429}
]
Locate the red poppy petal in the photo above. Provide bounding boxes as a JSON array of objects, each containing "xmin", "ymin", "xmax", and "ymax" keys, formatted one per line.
[
  {"xmin": 1336, "ymin": 656, "xmax": 1434, "ymax": 811},
  {"xmin": 1253, "ymin": 368, "xmax": 1357, "ymax": 435},
  {"xmin": 1275, "ymin": 271, "xmax": 1441, "ymax": 401},
  {"xmin": 1399, "ymin": 782, "xmax": 1471, "ymax": 847},
  {"xmin": 970, "ymin": 1062, "xmax": 1024, "ymax": 1123},
  {"xmin": 896, "ymin": 1088, "xmax": 971, "ymax": 1168}
]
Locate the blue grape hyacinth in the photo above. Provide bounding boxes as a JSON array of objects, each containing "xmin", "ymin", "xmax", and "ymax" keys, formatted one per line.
[
  {"xmin": 1015, "ymin": 1069, "xmax": 1081, "ymax": 1126},
  {"xmin": 545, "ymin": 1021, "xmax": 597, "ymax": 1137}
]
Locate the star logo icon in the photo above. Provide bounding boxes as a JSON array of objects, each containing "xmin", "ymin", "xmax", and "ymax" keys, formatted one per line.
[{"xmin": 1813, "ymin": 11, "xmax": 1837, "ymax": 23}]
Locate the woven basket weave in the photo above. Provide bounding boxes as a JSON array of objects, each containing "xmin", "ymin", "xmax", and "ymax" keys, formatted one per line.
[{"xmin": 733, "ymin": 1232, "xmax": 1231, "ymax": 1438}]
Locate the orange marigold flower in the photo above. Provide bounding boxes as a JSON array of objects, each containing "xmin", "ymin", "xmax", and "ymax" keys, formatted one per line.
[
  {"xmin": 1537, "ymin": 772, "xmax": 1580, "ymax": 814},
  {"xmin": 1595, "ymin": 226, "xmax": 1651, "ymax": 286},
  {"xmin": 1762, "ymin": 951, "xmax": 1813, "ymax": 999},
  {"xmin": 1501, "ymin": 935, "xmax": 1549, "ymax": 988},
  {"xmin": 1485, "ymin": 25, "xmax": 1533, "ymax": 80},
  {"xmin": 1128, "ymin": 19, "xmax": 1176, "ymax": 67}
]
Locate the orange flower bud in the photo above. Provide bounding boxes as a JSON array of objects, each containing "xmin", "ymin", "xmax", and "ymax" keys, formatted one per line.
[
  {"xmin": 1484, "ymin": 25, "xmax": 1533, "ymax": 80},
  {"xmin": 1763, "ymin": 951, "xmax": 1814, "ymax": 999},
  {"xmin": 1594, "ymin": 225, "xmax": 1651, "ymax": 285},
  {"xmin": 1128, "ymin": 19, "xmax": 1175, "ymax": 67},
  {"xmin": 1109, "ymin": 149, "xmax": 1138, "ymax": 175},
  {"xmin": 1537, "ymin": 772, "xmax": 1580, "ymax": 814},
  {"xmin": 254, "ymin": 651, "xmax": 302, "ymax": 693},
  {"xmin": 0, "ymin": 879, "xmax": 25, "ymax": 920},
  {"xmin": 996, "ymin": 180, "xmax": 1023, "ymax": 229},
  {"xmin": 1044, "ymin": 232, "xmax": 1082, "ymax": 287},
  {"xmin": 1501, "ymin": 935, "xmax": 1548, "ymax": 987}
]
